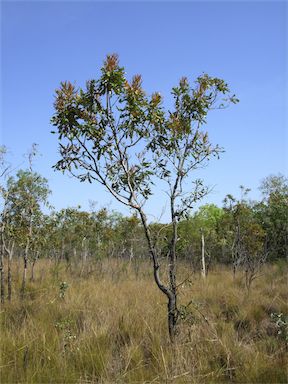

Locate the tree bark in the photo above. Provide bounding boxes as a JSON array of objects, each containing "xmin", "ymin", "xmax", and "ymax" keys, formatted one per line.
[
  {"xmin": 80, "ymin": 239, "xmax": 88, "ymax": 276},
  {"xmin": 7, "ymin": 242, "xmax": 14, "ymax": 301},
  {"xmin": 138, "ymin": 208, "xmax": 177, "ymax": 342},
  {"xmin": 0, "ymin": 197, "xmax": 8, "ymax": 305},
  {"xmin": 201, "ymin": 231, "xmax": 206, "ymax": 279},
  {"xmin": 0, "ymin": 213, "xmax": 6, "ymax": 304},
  {"xmin": 30, "ymin": 252, "xmax": 38, "ymax": 282},
  {"xmin": 21, "ymin": 247, "xmax": 28, "ymax": 299},
  {"xmin": 0, "ymin": 242, "xmax": 4, "ymax": 304},
  {"xmin": 21, "ymin": 212, "xmax": 33, "ymax": 299},
  {"xmin": 168, "ymin": 197, "xmax": 178, "ymax": 341},
  {"xmin": 168, "ymin": 295, "xmax": 177, "ymax": 342}
]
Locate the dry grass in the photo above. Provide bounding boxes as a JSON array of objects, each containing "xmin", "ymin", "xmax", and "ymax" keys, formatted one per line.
[{"xmin": 0, "ymin": 258, "xmax": 287, "ymax": 383}]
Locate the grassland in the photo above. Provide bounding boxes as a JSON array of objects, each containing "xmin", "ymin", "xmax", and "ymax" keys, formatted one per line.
[{"xmin": 0, "ymin": 259, "xmax": 287, "ymax": 383}]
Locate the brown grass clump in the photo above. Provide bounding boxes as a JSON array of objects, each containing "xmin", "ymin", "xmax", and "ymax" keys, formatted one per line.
[{"xmin": 0, "ymin": 259, "xmax": 287, "ymax": 383}]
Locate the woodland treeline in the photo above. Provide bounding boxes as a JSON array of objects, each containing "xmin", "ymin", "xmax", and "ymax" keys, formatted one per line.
[{"xmin": 1, "ymin": 146, "xmax": 287, "ymax": 303}]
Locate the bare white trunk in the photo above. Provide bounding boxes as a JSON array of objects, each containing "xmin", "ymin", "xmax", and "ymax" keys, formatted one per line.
[
  {"xmin": 0, "ymin": 243, "xmax": 4, "ymax": 304},
  {"xmin": 201, "ymin": 231, "xmax": 206, "ymax": 279}
]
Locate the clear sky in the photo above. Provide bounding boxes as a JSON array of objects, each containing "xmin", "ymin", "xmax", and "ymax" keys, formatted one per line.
[{"xmin": 1, "ymin": 1, "xmax": 287, "ymax": 220}]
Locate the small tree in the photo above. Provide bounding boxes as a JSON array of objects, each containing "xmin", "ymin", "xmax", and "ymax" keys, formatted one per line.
[
  {"xmin": 51, "ymin": 54, "xmax": 238, "ymax": 341},
  {"xmin": 257, "ymin": 174, "xmax": 288, "ymax": 261},
  {"xmin": 6, "ymin": 170, "xmax": 50, "ymax": 298},
  {"xmin": 0, "ymin": 146, "xmax": 13, "ymax": 303},
  {"xmin": 0, "ymin": 193, "xmax": 16, "ymax": 302},
  {"xmin": 223, "ymin": 187, "xmax": 267, "ymax": 290},
  {"xmin": 193, "ymin": 204, "xmax": 224, "ymax": 276}
]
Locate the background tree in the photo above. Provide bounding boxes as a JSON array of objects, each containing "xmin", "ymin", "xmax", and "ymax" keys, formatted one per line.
[
  {"xmin": 255, "ymin": 174, "xmax": 288, "ymax": 261},
  {"xmin": 193, "ymin": 204, "xmax": 224, "ymax": 276},
  {"xmin": 51, "ymin": 53, "xmax": 238, "ymax": 341},
  {"xmin": 0, "ymin": 146, "xmax": 13, "ymax": 303},
  {"xmin": 6, "ymin": 170, "xmax": 50, "ymax": 298},
  {"xmin": 223, "ymin": 187, "xmax": 267, "ymax": 290}
]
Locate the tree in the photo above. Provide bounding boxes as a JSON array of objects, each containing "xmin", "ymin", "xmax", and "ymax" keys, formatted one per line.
[
  {"xmin": 6, "ymin": 170, "xmax": 50, "ymax": 298},
  {"xmin": 113, "ymin": 214, "xmax": 143, "ymax": 260},
  {"xmin": 223, "ymin": 187, "xmax": 267, "ymax": 290},
  {"xmin": 51, "ymin": 53, "xmax": 238, "ymax": 341},
  {"xmin": 256, "ymin": 174, "xmax": 288, "ymax": 261},
  {"xmin": 193, "ymin": 204, "xmax": 224, "ymax": 276},
  {"xmin": 0, "ymin": 146, "xmax": 12, "ymax": 303},
  {"xmin": 1, "ymin": 191, "xmax": 16, "ymax": 302}
]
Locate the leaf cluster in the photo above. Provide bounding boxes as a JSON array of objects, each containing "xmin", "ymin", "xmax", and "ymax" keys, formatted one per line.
[{"xmin": 51, "ymin": 54, "xmax": 238, "ymax": 216}]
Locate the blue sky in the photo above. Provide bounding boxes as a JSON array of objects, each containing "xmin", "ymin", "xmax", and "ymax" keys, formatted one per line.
[{"xmin": 1, "ymin": 1, "xmax": 287, "ymax": 220}]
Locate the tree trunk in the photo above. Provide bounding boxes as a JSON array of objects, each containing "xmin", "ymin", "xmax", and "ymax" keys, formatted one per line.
[
  {"xmin": 83, "ymin": 248, "xmax": 87, "ymax": 264},
  {"xmin": 81, "ymin": 239, "xmax": 88, "ymax": 276},
  {"xmin": 0, "ymin": 243, "xmax": 4, "ymax": 304},
  {"xmin": 30, "ymin": 252, "xmax": 38, "ymax": 282},
  {"xmin": 21, "ymin": 213, "xmax": 33, "ymax": 299},
  {"xmin": 7, "ymin": 258, "xmax": 12, "ymax": 301},
  {"xmin": 21, "ymin": 248, "xmax": 28, "ymax": 299},
  {"xmin": 138, "ymin": 209, "xmax": 177, "ymax": 342},
  {"xmin": 232, "ymin": 244, "xmax": 237, "ymax": 279},
  {"xmin": 168, "ymin": 210, "xmax": 178, "ymax": 340},
  {"xmin": 30, "ymin": 261, "xmax": 35, "ymax": 281},
  {"xmin": 201, "ymin": 231, "xmax": 206, "ymax": 279},
  {"xmin": 0, "ymin": 217, "xmax": 6, "ymax": 304},
  {"xmin": 233, "ymin": 262, "xmax": 236, "ymax": 280},
  {"xmin": 168, "ymin": 293, "xmax": 177, "ymax": 342},
  {"xmin": 129, "ymin": 244, "xmax": 134, "ymax": 262},
  {"xmin": 7, "ymin": 241, "xmax": 14, "ymax": 301}
]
